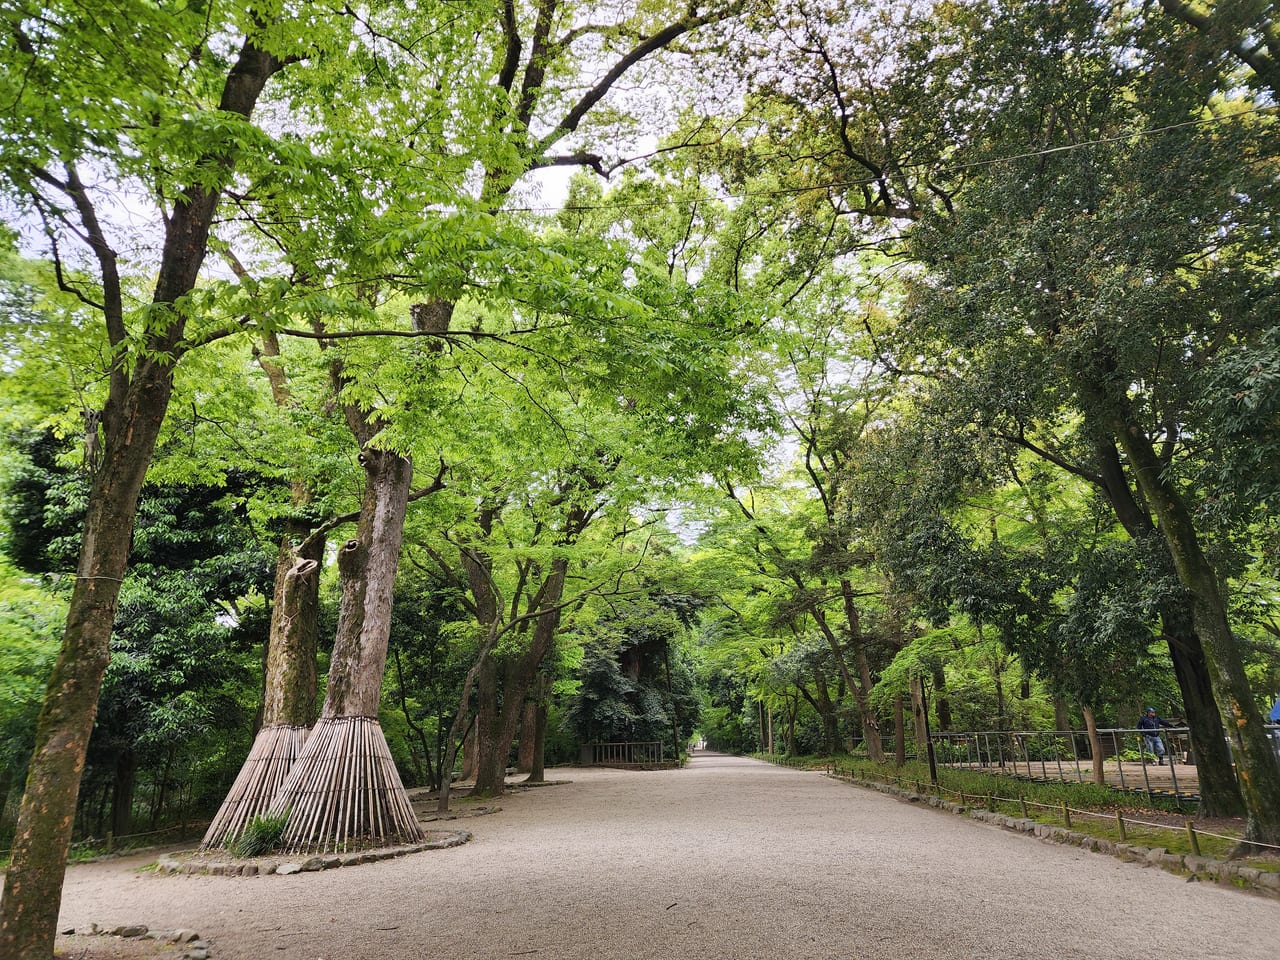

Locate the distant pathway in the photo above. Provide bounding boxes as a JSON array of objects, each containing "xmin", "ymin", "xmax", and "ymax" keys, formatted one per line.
[{"xmin": 57, "ymin": 752, "xmax": 1279, "ymax": 959}]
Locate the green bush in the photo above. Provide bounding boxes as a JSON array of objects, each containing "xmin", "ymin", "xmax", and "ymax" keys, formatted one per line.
[{"xmin": 230, "ymin": 810, "xmax": 290, "ymax": 858}]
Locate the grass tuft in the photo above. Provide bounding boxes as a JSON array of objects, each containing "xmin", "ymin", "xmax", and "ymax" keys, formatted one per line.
[{"xmin": 230, "ymin": 810, "xmax": 290, "ymax": 858}]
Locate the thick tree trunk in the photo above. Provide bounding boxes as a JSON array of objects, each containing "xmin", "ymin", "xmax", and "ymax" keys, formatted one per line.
[
  {"xmin": 0, "ymin": 37, "xmax": 282, "ymax": 960},
  {"xmin": 1105, "ymin": 408, "xmax": 1280, "ymax": 842},
  {"xmin": 462, "ymin": 725, "xmax": 479, "ymax": 782},
  {"xmin": 1161, "ymin": 605, "xmax": 1244, "ymax": 817},
  {"xmin": 269, "ymin": 448, "xmax": 424, "ymax": 852},
  {"xmin": 1092, "ymin": 434, "xmax": 1243, "ymax": 817},
  {"xmin": 517, "ymin": 700, "xmax": 537, "ymax": 774},
  {"xmin": 203, "ymin": 538, "xmax": 322, "ymax": 848},
  {"xmin": 474, "ymin": 558, "xmax": 569, "ymax": 795},
  {"xmin": 1053, "ymin": 698, "xmax": 1071, "ymax": 733},
  {"xmin": 528, "ymin": 693, "xmax": 548, "ymax": 783},
  {"xmin": 0, "ymin": 372, "xmax": 172, "ymax": 960},
  {"xmin": 471, "ymin": 656, "xmax": 506, "ymax": 796}
]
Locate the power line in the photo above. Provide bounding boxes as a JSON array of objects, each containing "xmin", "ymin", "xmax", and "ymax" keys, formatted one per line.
[{"xmin": 507, "ymin": 104, "xmax": 1278, "ymax": 215}]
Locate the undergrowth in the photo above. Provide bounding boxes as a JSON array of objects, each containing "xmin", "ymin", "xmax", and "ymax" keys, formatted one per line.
[{"xmin": 230, "ymin": 810, "xmax": 290, "ymax": 858}]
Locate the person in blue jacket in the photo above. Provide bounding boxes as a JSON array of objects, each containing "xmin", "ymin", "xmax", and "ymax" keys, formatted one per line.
[{"xmin": 1137, "ymin": 707, "xmax": 1173, "ymax": 763}]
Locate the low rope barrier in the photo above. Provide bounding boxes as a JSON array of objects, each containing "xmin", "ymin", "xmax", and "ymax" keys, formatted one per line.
[{"xmin": 0, "ymin": 820, "xmax": 205, "ymax": 861}]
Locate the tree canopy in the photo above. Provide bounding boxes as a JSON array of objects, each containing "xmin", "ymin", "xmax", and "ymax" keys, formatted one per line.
[{"xmin": 3, "ymin": 1, "xmax": 1280, "ymax": 954}]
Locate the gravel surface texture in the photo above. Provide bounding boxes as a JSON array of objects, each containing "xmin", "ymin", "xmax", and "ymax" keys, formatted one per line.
[{"xmin": 53, "ymin": 752, "xmax": 1279, "ymax": 960}]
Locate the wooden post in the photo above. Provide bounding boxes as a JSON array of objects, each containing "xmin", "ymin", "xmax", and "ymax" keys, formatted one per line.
[
  {"xmin": 1185, "ymin": 821, "xmax": 1201, "ymax": 856},
  {"xmin": 1020, "ymin": 797, "xmax": 1029, "ymax": 819},
  {"xmin": 1116, "ymin": 811, "xmax": 1127, "ymax": 841},
  {"xmin": 1061, "ymin": 801, "xmax": 1072, "ymax": 829}
]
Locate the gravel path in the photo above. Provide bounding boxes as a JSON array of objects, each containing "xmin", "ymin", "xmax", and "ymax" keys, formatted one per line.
[{"xmin": 55, "ymin": 752, "xmax": 1278, "ymax": 959}]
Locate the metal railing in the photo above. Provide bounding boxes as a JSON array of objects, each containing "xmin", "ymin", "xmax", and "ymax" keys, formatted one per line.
[
  {"xmin": 928, "ymin": 725, "xmax": 1280, "ymax": 802},
  {"xmin": 580, "ymin": 741, "xmax": 666, "ymax": 766}
]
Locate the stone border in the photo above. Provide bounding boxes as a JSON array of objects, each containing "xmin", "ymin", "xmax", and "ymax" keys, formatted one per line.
[
  {"xmin": 154, "ymin": 829, "xmax": 471, "ymax": 877},
  {"xmin": 830, "ymin": 774, "xmax": 1280, "ymax": 898},
  {"xmin": 58, "ymin": 925, "xmax": 209, "ymax": 959}
]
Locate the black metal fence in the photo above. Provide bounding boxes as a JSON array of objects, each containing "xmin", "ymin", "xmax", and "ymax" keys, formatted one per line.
[
  {"xmin": 927, "ymin": 725, "xmax": 1280, "ymax": 800},
  {"xmin": 580, "ymin": 741, "xmax": 666, "ymax": 766}
]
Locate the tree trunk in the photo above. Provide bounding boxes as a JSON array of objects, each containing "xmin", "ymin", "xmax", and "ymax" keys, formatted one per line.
[
  {"xmin": 438, "ymin": 666, "xmax": 484, "ymax": 814},
  {"xmin": 1091, "ymin": 434, "xmax": 1243, "ymax": 817},
  {"xmin": 0, "ymin": 37, "xmax": 283, "ymax": 960},
  {"xmin": 462, "ymin": 724, "xmax": 479, "ymax": 782},
  {"xmin": 1161, "ymin": 604, "xmax": 1244, "ymax": 818},
  {"xmin": 202, "ymin": 538, "xmax": 322, "ymax": 849},
  {"xmin": 1053, "ymin": 698, "xmax": 1070, "ymax": 733},
  {"xmin": 471, "ymin": 655, "xmax": 506, "ymax": 796},
  {"xmin": 830, "ymin": 580, "xmax": 885, "ymax": 762},
  {"xmin": 527, "ymin": 672, "xmax": 548, "ymax": 784},
  {"xmin": 268, "ymin": 448, "xmax": 424, "ymax": 852},
  {"xmin": 0, "ymin": 374, "xmax": 172, "ymax": 960},
  {"xmin": 662, "ymin": 642, "xmax": 683, "ymax": 760},
  {"xmin": 110, "ymin": 748, "xmax": 137, "ymax": 840},
  {"xmin": 1082, "ymin": 703, "xmax": 1105, "ymax": 786},
  {"xmin": 1104, "ymin": 405, "xmax": 1280, "ymax": 842},
  {"xmin": 472, "ymin": 550, "xmax": 571, "ymax": 796},
  {"xmin": 910, "ymin": 677, "xmax": 928, "ymax": 749},
  {"xmin": 894, "ymin": 695, "xmax": 907, "ymax": 766},
  {"xmin": 932, "ymin": 667, "xmax": 952, "ymax": 732},
  {"xmin": 517, "ymin": 700, "xmax": 537, "ymax": 774}
]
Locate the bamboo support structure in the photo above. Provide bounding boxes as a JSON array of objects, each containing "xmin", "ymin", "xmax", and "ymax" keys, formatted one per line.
[
  {"xmin": 269, "ymin": 716, "xmax": 423, "ymax": 854},
  {"xmin": 201, "ymin": 724, "xmax": 309, "ymax": 850}
]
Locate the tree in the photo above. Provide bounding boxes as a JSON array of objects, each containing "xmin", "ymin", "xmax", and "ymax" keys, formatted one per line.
[
  {"xmin": 897, "ymin": 0, "xmax": 1280, "ymax": 840},
  {"xmin": 0, "ymin": 2, "xmax": 336, "ymax": 952},
  {"xmin": 564, "ymin": 596, "xmax": 701, "ymax": 758}
]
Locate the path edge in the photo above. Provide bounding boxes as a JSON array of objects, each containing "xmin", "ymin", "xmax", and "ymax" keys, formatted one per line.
[
  {"xmin": 154, "ymin": 829, "xmax": 472, "ymax": 877},
  {"xmin": 828, "ymin": 773, "xmax": 1280, "ymax": 899}
]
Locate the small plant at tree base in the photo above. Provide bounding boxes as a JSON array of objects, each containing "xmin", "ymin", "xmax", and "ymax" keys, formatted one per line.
[{"xmin": 230, "ymin": 811, "xmax": 290, "ymax": 858}]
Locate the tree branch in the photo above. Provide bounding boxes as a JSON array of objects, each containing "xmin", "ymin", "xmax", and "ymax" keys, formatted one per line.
[{"xmin": 543, "ymin": 3, "xmax": 740, "ymax": 145}]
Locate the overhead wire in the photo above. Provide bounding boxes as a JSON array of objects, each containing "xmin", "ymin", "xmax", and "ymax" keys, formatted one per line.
[{"xmin": 505, "ymin": 103, "xmax": 1279, "ymax": 215}]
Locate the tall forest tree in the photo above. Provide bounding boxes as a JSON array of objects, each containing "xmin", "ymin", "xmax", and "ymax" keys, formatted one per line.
[
  {"xmin": 895, "ymin": 1, "xmax": 1280, "ymax": 840},
  {"xmin": 0, "ymin": 3, "xmax": 325, "ymax": 954}
]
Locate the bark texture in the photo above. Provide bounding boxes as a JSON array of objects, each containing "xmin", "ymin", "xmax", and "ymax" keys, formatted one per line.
[
  {"xmin": 1091, "ymin": 434, "xmax": 1243, "ymax": 817},
  {"xmin": 472, "ymin": 553, "xmax": 570, "ymax": 797}
]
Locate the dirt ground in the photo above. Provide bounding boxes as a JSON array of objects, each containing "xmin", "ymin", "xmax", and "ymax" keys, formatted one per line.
[{"xmin": 37, "ymin": 754, "xmax": 1280, "ymax": 960}]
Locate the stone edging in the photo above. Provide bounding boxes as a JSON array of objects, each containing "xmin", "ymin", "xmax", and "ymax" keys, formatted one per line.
[
  {"xmin": 830, "ymin": 774, "xmax": 1280, "ymax": 898},
  {"xmin": 154, "ymin": 829, "xmax": 472, "ymax": 877},
  {"xmin": 59, "ymin": 925, "xmax": 210, "ymax": 959}
]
